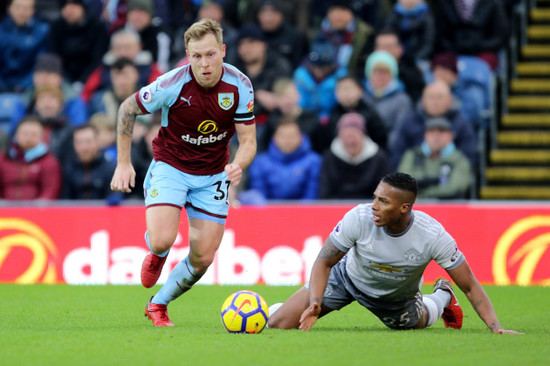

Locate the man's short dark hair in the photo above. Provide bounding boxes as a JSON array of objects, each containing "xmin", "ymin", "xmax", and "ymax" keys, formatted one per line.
[
  {"xmin": 112, "ymin": 57, "xmax": 136, "ymax": 72},
  {"xmin": 376, "ymin": 27, "xmax": 401, "ymax": 43},
  {"xmin": 381, "ymin": 172, "xmax": 418, "ymax": 197},
  {"xmin": 74, "ymin": 123, "xmax": 98, "ymax": 136}
]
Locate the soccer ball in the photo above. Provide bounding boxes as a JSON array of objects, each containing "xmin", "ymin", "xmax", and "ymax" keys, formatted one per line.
[{"xmin": 220, "ymin": 290, "xmax": 269, "ymax": 334}]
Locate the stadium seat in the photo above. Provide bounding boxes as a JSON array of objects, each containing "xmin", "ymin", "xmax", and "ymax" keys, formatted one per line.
[
  {"xmin": 0, "ymin": 93, "xmax": 25, "ymax": 135},
  {"xmin": 457, "ymin": 55, "xmax": 493, "ymax": 110}
]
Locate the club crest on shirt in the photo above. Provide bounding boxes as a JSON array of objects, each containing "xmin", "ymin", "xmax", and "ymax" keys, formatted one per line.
[
  {"xmin": 140, "ymin": 87, "xmax": 152, "ymax": 104},
  {"xmin": 404, "ymin": 249, "xmax": 422, "ymax": 263},
  {"xmin": 218, "ymin": 93, "xmax": 234, "ymax": 110}
]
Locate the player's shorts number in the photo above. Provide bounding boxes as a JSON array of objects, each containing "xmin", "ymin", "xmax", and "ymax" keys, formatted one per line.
[
  {"xmin": 212, "ymin": 180, "xmax": 231, "ymax": 202},
  {"xmin": 382, "ymin": 311, "xmax": 410, "ymax": 328}
]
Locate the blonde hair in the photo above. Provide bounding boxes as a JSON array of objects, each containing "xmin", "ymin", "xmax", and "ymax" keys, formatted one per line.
[
  {"xmin": 184, "ymin": 18, "xmax": 223, "ymax": 50},
  {"xmin": 272, "ymin": 78, "xmax": 295, "ymax": 96},
  {"xmin": 89, "ymin": 113, "xmax": 116, "ymax": 131}
]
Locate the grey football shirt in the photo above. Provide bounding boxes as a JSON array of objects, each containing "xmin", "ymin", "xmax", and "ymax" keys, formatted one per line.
[{"xmin": 329, "ymin": 203, "xmax": 464, "ymax": 302}]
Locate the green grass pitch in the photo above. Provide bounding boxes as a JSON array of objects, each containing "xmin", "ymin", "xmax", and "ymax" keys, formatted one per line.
[{"xmin": 1, "ymin": 284, "xmax": 549, "ymax": 366}]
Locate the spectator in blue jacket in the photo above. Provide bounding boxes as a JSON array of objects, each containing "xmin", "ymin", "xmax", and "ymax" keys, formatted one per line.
[
  {"xmin": 0, "ymin": 0, "xmax": 50, "ymax": 92},
  {"xmin": 247, "ymin": 118, "xmax": 322, "ymax": 201},
  {"xmin": 391, "ymin": 80, "xmax": 477, "ymax": 169},
  {"xmin": 294, "ymin": 36, "xmax": 347, "ymax": 124}
]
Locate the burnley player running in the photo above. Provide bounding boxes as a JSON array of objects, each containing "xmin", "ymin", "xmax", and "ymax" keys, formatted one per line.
[
  {"xmin": 110, "ymin": 19, "xmax": 256, "ymax": 326},
  {"xmin": 268, "ymin": 173, "xmax": 521, "ymax": 334}
]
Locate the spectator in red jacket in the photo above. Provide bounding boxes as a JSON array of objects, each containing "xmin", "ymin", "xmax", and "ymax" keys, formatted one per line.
[{"xmin": 0, "ymin": 115, "xmax": 62, "ymax": 200}]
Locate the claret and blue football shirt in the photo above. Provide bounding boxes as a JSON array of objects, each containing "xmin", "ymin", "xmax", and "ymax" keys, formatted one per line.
[{"xmin": 135, "ymin": 63, "xmax": 255, "ymax": 175}]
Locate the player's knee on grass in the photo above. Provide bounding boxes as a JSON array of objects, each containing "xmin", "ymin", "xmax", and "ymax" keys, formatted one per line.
[{"xmin": 267, "ymin": 306, "xmax": 300, "ymax": 329}]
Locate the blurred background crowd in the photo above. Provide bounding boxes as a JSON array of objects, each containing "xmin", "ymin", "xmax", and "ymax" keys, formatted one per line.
[{"xmin": 0, "ymin": 0, "xmax": 520, "ymax": 204}]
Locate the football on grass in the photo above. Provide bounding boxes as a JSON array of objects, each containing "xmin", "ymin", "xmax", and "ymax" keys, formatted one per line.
[{"xmin": 220, "ymin": 290, "xmax": 269, "ymax": 333}]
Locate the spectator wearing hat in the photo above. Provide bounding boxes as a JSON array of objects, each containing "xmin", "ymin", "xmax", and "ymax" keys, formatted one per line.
[
  {"xmin": 257, "ymin": 0, "xmax": 309, "ymax": 69},
  {"xmin": 433, "ymin": 0, "xmax": 507, "ymax": 70},
  {"xmin": 398, "ymin": 117, "xmax": 472, "ymax": 199},
  {"xmin": 293, "ymin": 36, "xmax": 347, "ymax": 124},
  {"xmin": 0, "ymin": 115, "xmax": 62, "ymax": 200},
  {"xmin": 315, "ymin": 0, "xmax": 375, "ymax": 78},
  {"xmin": 319, "ymin": 112, "xmax": 391, "ymax": 199},
  {"xmin": 312, "ymin": 75, "xmax": 388, "ymax": 154},
  {"xmin": 391, "ymin": 80, "xmax": 476, "ymax": 170},
  {"xmin": 363, "ymin": 50, "xmax": 412, "ymax": 149},
  {"xmin": 235, "ymin": 23, "xmax": 292, "ymax": 127},
  {"xmin": 374, "ymin": 28, "xmax": 425, "ymax": 103},
  {"xmin": 123, "ymin": 0, "xmax": 172, "ymax": 73},
  {"xmin": 384, "ymin": 0, "xmax": 435, "ymax": 62},
  {"xmin": 19, "ymin": 53, "xmax": 87, "ymax": 131},
  {"xmin": 431, "ymin": 51, "xmax": 485, "ymax": 129},
  {"xmin": 0, "ymin": 0, "xmax": 50, "ymax": 92},
  {"xmin": 48, "ymin": 0, "xmax": 109, "ymax": 86},
  {"xmin": 81, "ymin": 28, "xmax": 162, "ymax": 103},
  {"xmin": 247, "ymin": 117, "xmax": 322, "ymax": 201}
]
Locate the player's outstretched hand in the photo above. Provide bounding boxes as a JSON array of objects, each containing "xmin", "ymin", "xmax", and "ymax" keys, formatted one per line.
[
  {"xmin": 299, "ymin": 302, "xmax": 321, "ymax": 331},
  {"xmin": 110, "ymin": 163, "xmax": 136, "ymax": 193},
  {"xmin": 494, "ymin": 328, "xmax": 524, "ymax": 335},
  {"xmin": 225, "ymin": 163, "xmax": 242, "ymax": 186}
]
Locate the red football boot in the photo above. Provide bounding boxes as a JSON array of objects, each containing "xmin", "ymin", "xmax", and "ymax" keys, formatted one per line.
[
  {"xmin": 145, "ymin": 298, "xmax": 174, "ymax": 327},
  {"xmin": 434, "ymin": 278, "xmax": 463, "ymax": 329},
  {"xmin": 141, "ymin": 252, "xmax": 167, "ymax": 288}
]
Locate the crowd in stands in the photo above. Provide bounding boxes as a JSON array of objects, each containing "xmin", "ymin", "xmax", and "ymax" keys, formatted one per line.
[{"xmin": 0, "ymin": 0, "xmax": 519, "ymax": 203}]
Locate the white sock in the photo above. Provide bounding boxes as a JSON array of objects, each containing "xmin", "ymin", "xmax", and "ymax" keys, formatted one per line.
[
  {"xmin": 268, "ymin": 303, "xmax": 283, "ymax": 317},
  {"xmin": 422, "ymin": 289, "xmax": 451, "ymax": 327}
]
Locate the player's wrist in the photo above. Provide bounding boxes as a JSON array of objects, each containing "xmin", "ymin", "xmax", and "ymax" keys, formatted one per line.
[{"xmin": 309, "ymin": 297, "xmax": 320, "ymax": 306}]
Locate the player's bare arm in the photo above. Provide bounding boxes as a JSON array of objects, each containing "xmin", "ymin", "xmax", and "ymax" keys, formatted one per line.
[
  {"xmin": 225, "ymin": 123, "xmax": 256, "ymax": 186},
  {"xmin": 110, "ymin": 94, "xmax": 145, "ymax": 193},
  {"xmin": 300, "ymin": 238, "xmax": 345, "ymax": 331},
  {"xmin": 447, "ymin": 260, "xmax": 523, "ymax": 334}
]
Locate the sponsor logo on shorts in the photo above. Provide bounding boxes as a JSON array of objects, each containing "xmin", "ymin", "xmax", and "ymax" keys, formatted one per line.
[{"xmin": 218, "ymin": 93, "xmax": 234, "ymax": 110}]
